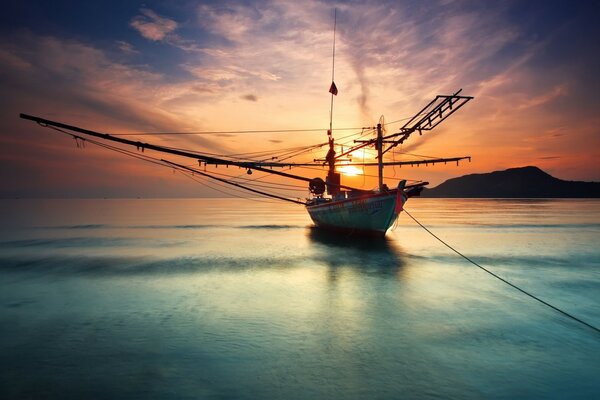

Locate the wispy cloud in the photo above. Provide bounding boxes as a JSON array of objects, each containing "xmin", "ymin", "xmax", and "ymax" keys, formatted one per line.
[
  {"xmin": 197, "ymin": 4, "xmax": 259, "ymax": 43},
  {"xmin": 0, "ymin": 31, "xmax": 226, "ymax": 153},
  {"xmin": 115, "ymin": 40, "xmax": 139, "ymax": 55},
  {"xmin": 517, "ymin": 84, "xmax": 569, "ymax": 109},
  {"xmin": 241, "ymin": 94, "xmax": 258, "ymax": 102},
  {"xmin": 129, "ymin": 8, "xmax": 203, "ymax": 53},
  {"xmin": 130, "ymin": 8, "xmax": 177, "ymax": 41}
]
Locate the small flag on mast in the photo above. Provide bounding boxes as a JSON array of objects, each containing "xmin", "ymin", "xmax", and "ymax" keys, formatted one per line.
[{"xmin": 329, "ymin": 81, "xmax": 338, "ymax": 96}]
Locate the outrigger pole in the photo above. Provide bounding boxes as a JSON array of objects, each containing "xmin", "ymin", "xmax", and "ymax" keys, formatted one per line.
[
  {"xmin": 19, "ymin": 113, "xmax": 374, "ymax": 193},
  {"xmin": 19, "ymin": 113, "xmax": 470, "ymax": 178}
]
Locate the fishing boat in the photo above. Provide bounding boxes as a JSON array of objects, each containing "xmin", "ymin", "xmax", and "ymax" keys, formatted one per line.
[
  {"xmin": 304, "ymin": 89, "xmax": 472, "ymax": 236},
  {"xmin": 19, "ymin": 88, "xmax": 472, "ymax": 237},
  {"xmin": 19, "ymin": 14, "xmax": 473, "ymax": 237}
]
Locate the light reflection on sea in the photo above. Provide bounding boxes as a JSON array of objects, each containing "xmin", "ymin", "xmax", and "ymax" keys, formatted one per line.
[{"xmin": 0, "ymin": 198, "xmax": 599, "ymax": 399}]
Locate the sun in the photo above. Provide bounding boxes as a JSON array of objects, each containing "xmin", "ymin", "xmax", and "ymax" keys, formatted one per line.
[{"xmin": 337, "ymin": 165, "xmax": 363, "ymax": 177}]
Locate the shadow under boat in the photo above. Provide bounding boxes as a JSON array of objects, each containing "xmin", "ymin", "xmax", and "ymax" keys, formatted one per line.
[{"xmin": 305, "ymin": 226, "xmax": 407, "ymax": 277}]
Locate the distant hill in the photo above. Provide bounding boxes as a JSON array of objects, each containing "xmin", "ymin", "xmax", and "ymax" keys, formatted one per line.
[{"xmin": 421, "ymin": 166, "xmax": 600, "ymax": 198}]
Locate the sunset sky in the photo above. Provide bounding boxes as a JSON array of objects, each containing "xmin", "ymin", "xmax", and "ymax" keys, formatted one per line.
[{"xmin": 1, "ymin": 0, "xmax": 598, "ymax": 198}]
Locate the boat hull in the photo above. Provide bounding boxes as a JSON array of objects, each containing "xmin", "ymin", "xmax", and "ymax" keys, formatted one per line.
[{"xmin": 305, "ymin": 191, "xmax": 403, "ymax": 236}]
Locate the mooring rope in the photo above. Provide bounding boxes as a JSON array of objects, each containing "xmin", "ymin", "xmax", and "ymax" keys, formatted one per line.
[{"xmin": 403, "ymin": 209, "xmax": 600, "ymax": 335}]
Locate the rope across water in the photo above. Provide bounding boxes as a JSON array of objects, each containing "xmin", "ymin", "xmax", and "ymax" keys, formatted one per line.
[{"xmin": 403, "ymin": 209, "xmax": 600, "ymax": 335}]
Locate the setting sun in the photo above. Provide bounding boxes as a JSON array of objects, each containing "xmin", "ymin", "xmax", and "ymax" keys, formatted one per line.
[{"xmin": 337, "ymin": 165, "xmax": 363, "ymax": 176}]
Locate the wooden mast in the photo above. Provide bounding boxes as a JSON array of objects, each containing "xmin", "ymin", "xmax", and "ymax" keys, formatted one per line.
[{"xmin": 377, "ymin": 122, "xmax": 384, "ymax": 191}]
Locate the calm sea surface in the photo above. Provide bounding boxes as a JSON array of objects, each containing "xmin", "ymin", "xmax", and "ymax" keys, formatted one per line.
[{"xmin": 0, "ymin": 198, "xmax": 598, "ymax": 399}]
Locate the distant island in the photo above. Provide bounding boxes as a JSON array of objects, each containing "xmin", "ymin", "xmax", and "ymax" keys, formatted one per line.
[{"xmin": 420, "ymin": 166, "xmax": 600, "ymax": 198}]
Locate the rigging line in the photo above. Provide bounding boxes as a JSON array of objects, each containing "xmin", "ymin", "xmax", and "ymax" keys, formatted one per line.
[
  {"xmin": 286, "ymin": 163, "xmax": 421, "ymax": 182},
  {"xmin": 201, "ymin": 169, "xmax": 307, "ymax": 189},
  {"xmin": 44, "ymin": 124, "xmax": 308, "ymax": 201},
  {"xmin": 176, "ymin": 162, "xmax": 305, "ymax": 204},
  {"xmin": 95, "ymin": 137, "xmax": 307, "ymax": 197},
  {"xmin": 243, "ymin": 146, "xmax": 325, "ymax": 160},
  {"xmin": 160, "ymin": 129, "xmax": 363, "ymax": 164},
  {"xmin": 226, "ymin": 167, "xmax": 283, "ymax": 185},
  {"xmin": 336, "ymin": 129, "xmax": 376, "ymax": 150},
  {"xmin": 176, "ymin": 163, "xmax": 304, "ymax": 202},
  {"xmin": 47, "ymin": 117, "xmax": 419, "ymax": 189},
  {"xmin": 45, "ymin": 126, "xmax": 173, "ymax": 170},
  {"xmin": 403, "ymin": 209, "xmax": 600, "ymax": 336},
  {"xmin": 392, "ymin": 147, "xmax": 397, "ymax": 179},
  {"xmin": 277, "ymin": 147, "xmax": 326, "ymax": 163},
  {"xmin": 164, "ymin": 138, "xmax": 340, "ymax": 166},
  {"xmin": 215, "ymin": 177, "xmax": 307, "ymax": 192},
  {"xmin": 35, "ymin": 115, "xmax": 403, "ymax": 191},
  {"xmin": 230, "ymin": 170, "xmax": 308, "ymax": 195},
  {"xmin": 109, "ymin": 127, "xmax": 364, "ymax": 136},
  {"xmin": 194, "ymin": 145, "xmax": 315, "ymax": 158},
  {"xmin": 106, "ymin": 110, "xmax": 417, "ymax": 138},
  {"xmin": 227, "ymin": 170, "xmax": 312, "ymax": 197},
  {"xmin": 335, "ymin": 127, "xmax": 375, "ymax": 142},
  {"xmin": 178, "ymin": 164, "xmax": 308, "ymax": 190},
  {"xmin": 361, "ymin": 147, "xmax": 366, "ymax": 186},
  {"xmin": 258, "ymin": 145, "xmax": 323, "ymax": 163},
  {"xmin": 339, "ymin": 127, "xmax": 376, "ymax": 143},
  {"xmin": 42, "ymin": 126, "xmax": 276, "ymax": 203},
  {"xmin": 178, "ymin": 168, "xmax": 255, "ymax": 199},
  {"xmin": 190, "ymin": 175, "xmax": 281, "ymax": 204},
  {"xmin": 232, "ymin": 178, "xmax": 306, "ymax": 190},
  {"xmin": 54, "ymin": 125, "xmax": 287, "ymax": 204},
  {"xmin": 43, "ymin": 126, "xmax": 290, "ymax": 201},
  {"xmin": 25, "ymin": 114, "xmax": 336, "ymax": 182},
  {"xmin": 384, "ymin": 110, "xmax": 433, "ymax": 127},
  {"xmin": 158, "ymin": 142, "xmax": 326, "ymax": 165},
  {"xmin": 85, "ymin": 115, "xmax": 404, "ymax": 139},
  {"xmin": 211, "ymin": 142, "xmax": 326, "ymax": 158},
  {"xmin": 239, "ymin": 183, "xmax": 305, "ymax": 193},
  {"xmin": 174, "ymin": 162, "xmax": 307, "ymax": 205},
  {"xmin": 162, "ymin": 159, "xmax": 307, "ymax": 205},
  {"xmin": 177, "ymin": 169, "xmax": 282, "ymax": 204},
  {"xmin": 392, "ymin": 150, "xmax": 441, "ymax": 159}
]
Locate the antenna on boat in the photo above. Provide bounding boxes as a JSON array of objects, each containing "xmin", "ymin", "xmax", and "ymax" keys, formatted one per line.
[{"xmin": 329, "ymin": 8, "xmax": 337, "ymax": 134}]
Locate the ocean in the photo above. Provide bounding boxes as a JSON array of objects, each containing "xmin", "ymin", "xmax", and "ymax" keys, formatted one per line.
[{"xmin": 0, "ymin": 198, "xmax": 598, "ymax": 399}]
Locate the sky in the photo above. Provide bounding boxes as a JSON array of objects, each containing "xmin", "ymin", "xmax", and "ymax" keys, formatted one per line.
[{"xmin": 1, "ymin": 0, "xmax": 599, "ymax": 198}]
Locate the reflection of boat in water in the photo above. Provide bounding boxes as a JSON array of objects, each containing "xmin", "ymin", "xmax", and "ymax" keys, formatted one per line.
[
  {"xmin": 306, "ymin": 226, "xmax": 406, "ymax": 274},
  {"xmin": 19, "ymin": 14, "xmax": 472, "ymax": 238},
  {"xmin": 307, "ymin": 225, "xmax": 396, "ymax": 250}
]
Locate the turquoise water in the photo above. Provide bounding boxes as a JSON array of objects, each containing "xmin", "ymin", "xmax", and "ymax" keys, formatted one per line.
[{"xmin": 1, "ymin": 198, "xmax": 599, "ymax": 399}]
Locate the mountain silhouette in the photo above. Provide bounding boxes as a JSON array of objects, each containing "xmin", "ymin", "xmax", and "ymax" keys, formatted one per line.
[{"xmin": 421, "ymin": 166, "xmax": 600, "ymax": 198}]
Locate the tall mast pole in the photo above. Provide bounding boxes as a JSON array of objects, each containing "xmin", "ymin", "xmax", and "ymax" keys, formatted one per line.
[
  {"xmin": 325, "ymin": 9, "xmax": 339, "ymax": 196},
  {"xmin": 377, "ymin": 123, "xmax": 384, "ymax": 191},
  {"xmin": 329, "ymin": 8, "xmax": 337, "ymax": 135}
]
